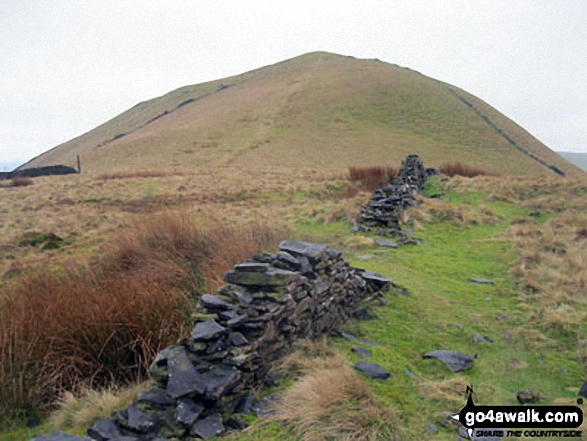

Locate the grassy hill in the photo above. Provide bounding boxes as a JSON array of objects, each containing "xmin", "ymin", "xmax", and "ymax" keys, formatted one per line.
[
  {"xmin": 20, "ymin": 52, "xmax": 582, "ymax": 177},
  {"xmin": 558, "ymin": 151, "xmax": 587, "ymax": 171}
]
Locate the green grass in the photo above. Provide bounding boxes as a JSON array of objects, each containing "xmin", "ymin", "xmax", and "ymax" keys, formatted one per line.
[{"xmin": 229, "ymin": 184, "xmax": 583, "ymax": 440}]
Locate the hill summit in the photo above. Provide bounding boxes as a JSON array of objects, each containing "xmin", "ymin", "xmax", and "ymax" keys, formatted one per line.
[{"xmin": 20, "ymin": 52, "xmax": 582, "ymax": 177}]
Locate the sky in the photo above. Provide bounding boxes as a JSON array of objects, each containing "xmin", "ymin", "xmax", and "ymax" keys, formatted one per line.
[{"xmin": 1, "ymin": 1, "xmax": 586, "ymax": 170}]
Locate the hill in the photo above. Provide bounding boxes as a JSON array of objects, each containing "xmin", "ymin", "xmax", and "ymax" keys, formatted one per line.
[
  {"xmin": 558, "ymin": 151, "xmax": 587, "ymax": 171},
  {"xmin": 19, "ymin": 52, "xmax": 582, "ymax": 177}
]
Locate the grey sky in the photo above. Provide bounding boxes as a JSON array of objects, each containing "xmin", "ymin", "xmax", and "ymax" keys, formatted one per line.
[{"xmin": 1, "ymin": 1, "xmax": 586, "ymax": 167}]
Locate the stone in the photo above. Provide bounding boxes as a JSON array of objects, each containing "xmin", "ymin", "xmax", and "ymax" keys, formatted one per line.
[
  {"xmin": 191, "ymin": 320, "xmax": 227, "ymax": 341},
  {"xmin": 423, "ymin": 350, "xmax": 474, "ymax": 372},
  {"xmin": 227, "ymin": 314, "xmax": 248, "ymax": 328},
  {"xmin": 473, "ymin": 333, "xmax": 493, "ymax": 344},
  {"xmin": 32, "ymin": 433, "xmax": 92, "ymax": 441},
  {"xmin": 394, "ymin": 287, "xmax": 409, "ymax": 297},
  {"xmin": 351, "ymin": 346, "xmax": 372, "ymax": 358},
  {"xmin": 470, "ymin": 278, "xmax": 494, "ymax": 284},
  {"xmin": 375, "ymin": 239, "xmax": 398, "ymax": 248},
  {"xmin": 405, "ymin": 368, "xmax": 417, "ymax": 379},
  {"xmin": 579, "ymin": 381, "xmax": 587, "ymax": 397},
  {"xmin": 516, "ymin": 388, "xmax": 541, "ymax": 404},
  {"xmin": 264, "ymin": 373, "xmax": 280, "ymax": 387},
  {"xmin": 252, "ymin": 394, "xmax": 282, "ymax": 417},
  {"xmin": 176, "ymin": 398, "xmax": 204, "ymax": 427},
  {"xmin": 87, "ymin": 418, "xmax": 122, "ymax": 441},
  {"xmin": 234, "ymin": 262, "xmax": 270, "ymax": 272},
  {"xmin": 358, "ymin": 254, "xmax": 374, "ymax": 260},
  {"xmin": 126, "ymin": 406, "xmax": 155, "ymax": 433},
  {"xmin": 495, "ymin": 314, "xmax": 509, "ymax": 321},
  {"xmin": 137, "ymin": 387, "xmax": 175, "ymax": 407},
  {"xmin": 361, "ymin": 271, "xmax": 391, "ymax": 291},
  {"xmin": 332, "ymin": 330, "xmax": 355, "ymax": 341},
  {"xmin": 425, "ymin": 424, "xmax": 438, "ymax": 434},
  {"xmin": 165, "ymin": 346, "xmax": 206, "ymax": 398},
  {"xmin": 190, "ymin": 413, "xmax": 225, "ymax": 439},
  {"xmin": 224, "ymin": 267, "xmax": 297, "ymax": 287},
  {"xmin": 201, "ymin": 365, "xmax": 241, "ymax": 400},
  {"xmin": 235, "ymin": 393, "xmax": 255, "ymax": 414},
  {"xmin": 199, "ymin": 294, "xmax": 232, "ymax": 310},
  {"xmin": 278, "ymin": 241, "xmax": 328, "ymax": 260},
  {"xmin": 354, "ymin": 306, "xmax": 375, "ymax": 321},
  {"xmin": 354, "ymin": 361, "xmax": 390, "ymax": 380},
  {"xmin": 229, "ymin": 332, "xmax": 248, "ymax": 346},
  {"xmin": 373, "ymin": 249, "xmax": 390, "ymax": 254}
]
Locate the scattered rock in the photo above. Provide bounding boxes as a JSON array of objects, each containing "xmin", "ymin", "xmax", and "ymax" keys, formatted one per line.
[
  {"xmin": 470, "ymin": 278, "xmax": 494, "ymax": 284},
  {"xmin": 394, "ymin": 287, "xmax": 409, "ymax": 297},
  {"xmin": 264, "ymin": 373, "xmax": 280, "ymax": 387},
  {"xmin": 517, "ymin": 388, "xmax": 542, "ymax": 404},
  {"xmin": 358, "ymin": 254, "xmax": 374, "ymax": 260},
  {"xmin": 332, "ymin": 330, "xmax": 355, "ymax": 341},
  {"xmin": 354, "ymin": 361, "xmax": 390, "ymax": 379},
  {"xmin": 351, "ymin": 347, "xmax": 372, "ymax": 358},
  {"xmin": 473, "ymin": 333, "xmax": 493, "ymax": 344},
  {"xmin": 252, "ymin": 394, "xmax": 282, "ymax": 417},
  {"xmin": 495, "ymin": 314, "xmax": 509, "ymax": 321},
  {"xmin": 375, "ymin": 239, "xmax": 398, "ymax": 248},
  {"xmin": 405, "ymin": 368, "xmax": 418, "ymax": 379},
  {"xmin": 125, "ymin": 406, "xmax": 155, "ymax": 433},
  {"xmin": 425, "ymin": 424, "xmax": 438, "ymax": 434},
  {"xmin": 423, "ymin": 350, "xmax": 475, "ymax": 372},
  {"xmin": 354, "ymin": 306, "xmax": 375, "ymax": 321},
  {"xmin": 361, "ymin": 271, "xmax": 391, "ymax": 292},
  {"xmin": 579, "ymin": 381, "xmax": 587, "ymax": 397}
]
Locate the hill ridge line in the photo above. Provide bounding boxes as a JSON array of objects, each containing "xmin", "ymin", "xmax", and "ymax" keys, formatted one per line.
[{"xmin": 447, "ymin": 87, "xmax": 565, "ymax": 176}]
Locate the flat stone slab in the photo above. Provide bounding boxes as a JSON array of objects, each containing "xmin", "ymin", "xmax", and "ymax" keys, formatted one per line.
[
  {"xmin": 375, "ymin": 239, "xmax": 398, "ymax": 248},
  {"xmin": 278, "ymin": 241, "xmax": 328, "ymax": 260},
  {"xmin": 234, "ymin": 262, "xmax": 270, "ymax": 272},
  {"xmin": 199, "ymin": 294, "xmax": 232, "ymax": 310},
  {"xmin": 224, "ymin": 267, "xmax": 297, "ymax": 287},
  {"xmin": 191, "ymin": 319, "xmax": 227, "ymax": 342},
  {"xmin": 473, "ymin": 333, "xmax": 494, "ymax": 344},
  {"xmin": 190, "ymin": 414, "xmax": 225, "ymax": 439},
  {"xmin": 470, "ymin": 278, "xmax": 495, "ymax": 284},
  {"xmin": 361, "ymin": 271, "xmax": 391, "ymax": 291},
  {"xmin": 354, "ymin": 361, "xmax": 390, "ymax": 380},
  {"xmin": 137, "ymin": 386, "xmax": 175, "ymax": 407},
  {"xmin": 423, "ymin": 350, "xmax": 474, "ymax": 372},
  {"xmin": 32, "ymin": 433, "xmax": 92, "ymax": 441}
]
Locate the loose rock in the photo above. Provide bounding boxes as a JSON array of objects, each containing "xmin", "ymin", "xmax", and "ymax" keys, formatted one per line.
[
  {"xmin": 354, "ymin": 361, "xmax": 390, "ymax": 379},
  {"xmin": 423, "ymin": 350, "xmax": 475, "ymax": 372}
]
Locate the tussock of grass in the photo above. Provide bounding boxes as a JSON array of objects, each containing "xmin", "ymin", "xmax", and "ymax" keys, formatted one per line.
[
  {"xmin": 0, "ymin": 177, "xmax": 34, "ymax": 188},
  {"xmin": 51, "ymin": 382, "xmax": 150, "ymax": 433},
  {"xmin": 417, "ymin": 376, "xmax": 468, "ymax": 407},
  {"xmin": 266, "ymin": 341, "xmax": 400, "ymax": 441},
  {"xmin": 348, "ymin": 166, "xmax": 398, "ymax": 191}
]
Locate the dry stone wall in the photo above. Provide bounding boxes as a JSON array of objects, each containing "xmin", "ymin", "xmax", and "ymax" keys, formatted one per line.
[
  {"xmin": 356, "ymin": 154, "xmax": 433, "ymax": 237},
  {"xmin": 35, "ymin": 242, "xmax": 390, "ymax": 441}
]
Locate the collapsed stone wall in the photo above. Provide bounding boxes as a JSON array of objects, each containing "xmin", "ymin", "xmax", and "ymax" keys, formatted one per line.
[
  {"xmin": 356, "ymin": 154, "xmax": 433, "ymax": 237},
  {"xmin": 40, "ymin": 241, "xmax": 389, "ymax": 441}
]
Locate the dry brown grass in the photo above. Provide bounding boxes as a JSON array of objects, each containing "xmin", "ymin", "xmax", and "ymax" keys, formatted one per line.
[
  {"xmin": 96, "ymin": 170, "xmax": 180, "ymax": 180},
  {"xmin": 348, "ymin": 166, "xmax": 398, "ymax": 191},
  {"xmin": 50, "ymin": 381, "xmax": 150, "ymax": 433},
  {"xmin": 262, "ymin": 340, "xmax": 400, "ymax": 441},
  {"xmin": 410, "ymin": 197, "xmax": 503, "ymax": 226},
  {"xmin": 0, "ymin": 177, "xmax": 34, "ymax": 188},
  {"xmin": 0, "ymin": 211, "xmax": 285, "ymax": 420},
  {"xmin": 438, "ymin": 162, "xmax": 496, "ymax": 178}
]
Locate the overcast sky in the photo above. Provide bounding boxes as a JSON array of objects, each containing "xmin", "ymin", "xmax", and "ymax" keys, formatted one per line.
[{"xmin": 1, "ymin": 1, "xmax": 586, "ymax": 169}]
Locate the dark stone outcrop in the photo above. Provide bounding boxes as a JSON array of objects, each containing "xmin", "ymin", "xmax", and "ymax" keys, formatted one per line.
[{"xmin": 354, "ymin": 361, "xmax": 390, "ymax": 379}]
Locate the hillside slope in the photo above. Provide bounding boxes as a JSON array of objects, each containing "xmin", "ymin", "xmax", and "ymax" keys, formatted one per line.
[{"xmin": 20, "ymin": 52, "xmax": 582, "ymax": 177}]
